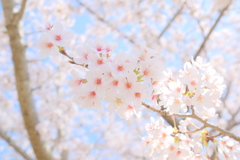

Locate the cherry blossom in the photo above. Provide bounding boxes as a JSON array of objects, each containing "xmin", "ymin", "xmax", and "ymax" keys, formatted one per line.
[
  {"xmin": 37, "ymin": 33, "xmax": 59, "ymax": 58},
  {"xmin": 48, "ymin": 22, "xmax": 74, "ymax": 46},
  {"xmin": 29, "ymin": 4, "xmax": 240, "ymax": 157},
  {"xmin": 75, "ymin": 46, "xmax": 94, "ymax": 64},
  {"xmin": 68, "ymin": 69, "xmax": 86, "ymax": 93},
  {"xmin": 218, "ymin": 136, "xmax": 240, "ymax": 160},
  {"xmin": 109, "ymin": 53, "xmax": 136, "ymax": 77},
  {"xmin": 45, "ymin": 23, "xmax": 53, "ymax": 30}
]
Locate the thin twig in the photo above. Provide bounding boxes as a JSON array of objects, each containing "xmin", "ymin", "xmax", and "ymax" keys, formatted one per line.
[
  {"xmin": 0, "ymin": 129, "xmax": 33, "ymax": 160},
  {"xmin": 208, "ymin": 133, "xmax": 222, "ymax": 139},
  {"xmin": 25, "ymin": 30, "xmax": 43, "ymax": 35},
  {"xmin": 187, "ymin": 125, "xmax": 206, "ymax": 135},
  {"xmin": 77, "ymin": 0, "xmax": 136, "ymax": 45},
  {"xmin": 59, "ymin": 50, "xmax": 88, "ymax": 68},
  {"xmin": 142, "ymin": 102, "xmax": 240, "ymax": 142},
  {"xmin": 193, "ymin": 5, "xmax": 230, "ymax": 60},
  {"xmin": 158, "ymin": 4, "xmax": 184, "ymax": 40}
]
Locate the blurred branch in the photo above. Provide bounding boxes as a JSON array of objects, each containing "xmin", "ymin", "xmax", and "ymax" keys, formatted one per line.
[
  {"xmin": 0, "ymin": 129, "xmax": 33, "ymax": 160},
  {"xmin": 25, "ymin": 30, "xmax": 43, "ymax": 35},
  {"xmin": 162, "ymin": 114, "xmax": 179, "ymax": 128},
  {"xmin": 11, "ymin": 0, "xmax": 28, "ymax": 25},
  {"xmin": 193, "ymin": 5, "xmax": 230, "ymax": 60},
  {"xmin": 222, "ymin": 81, "xmax": 231, "ymax": 103},
  {"xmin": 217, "ymin": 82, "xmax": 231, "ymax": 118},
  {"xmin": 211, "ymin": 148, "xmax": 217, "ymax": 160},
  {"xmin": 52, "ymin": 129, "xmax": 68, "ymax": 160},
  {"xmin": 219, "ymin": 82, "xmax": 240, "ymax": 131},
  {"xmin": 195, "ymin": 18, "xmax": 209, "ymax": 56},
  {"xmin": 61, "ymin": 150, "xmax": 68, "ymax": 160},
  {"xmin": 90, "ymin": 124, "xmax": 114, "ymax": 160},
  {"xmin": 225, "ymin": 106, "xmax": 240, "ymax": 131},
  {"xmin": 31, "ymin": 74, "xmax": 54, "ymax": 92},
  {"xmin": 2, "ymin": 0, "xmax": 53, "ymax": 159},
  {"xmin": 158, "ymin": 4, "xmax": 185, "ymax": 40},
  {"xmin": 77, "ymin": 0, "xmax": 136, "ymax": 45},
  {"xmin": 187, "ymin": 124, "xmax": 206, "ymax": 135}
]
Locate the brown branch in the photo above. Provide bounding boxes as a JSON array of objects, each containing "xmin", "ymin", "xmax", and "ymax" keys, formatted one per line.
[
  {"xmin": 59, "ymin": 50, "xmax": 88, "ymax": 68},
  {"xmin": 221, "ymin": 82, "xmax": 231, "ymax": 111},
  {"xmin": 142, "ymin": 102, "xmax": 168, "ymax": 115},
  {"xmin": 142, "ymin": 102, "xmax": 179, "ymax": 127},
  {"xmin": 77, "ymin": 0, "xmax": 136, "ymax": 45},
  {"xmin": 222, "ymin": 82, "xmax": 231, "ymax": 102},
  {"xmin": 1, "ymin": 0, "xmax": 53, "ymax": 159},
  {"xmin": 209, "ymin": 132, "xmax": 222, "ymax": 160},
  {"xmin": 158, "ymin": 5, "xmax": 184, "ymax": 40},
  {"xmin": 193, "ymin": 5, "xmax": 230, "ymax": 60},
  {"xmin": 194, "ymin": 18, "xmax": 209, "ymax": 56},
  {"xmin": 209, "ymin": 133, "xmax": 222, "ymax": 139},
  {"xmin": 61, "ymin": 150, "xmax": 68, "ymax": 160},
  {"xmin": 187, "ymin": 124, "xmax": 206, "ymax": 135},
  {"xmin": 11, "ymin": 0, "xmax": 27, "ymax": 25},
  {"xmin": 225, "ymin": 107, "xmax": 240, "ymax": 131},
  {"xmin": 142, "ymin": 102, "xmax": 240, "ymax": 142},
  {"xmin": 211, "ymin": 149, "xmax": 217, "ymax": 160},
  {"xmin": 59, "ymin": 49, "xmax": 74, "ymax": 61},
  {"xmin": 0, "ymin": 129, "xmax": 33, "ymax": 160}
]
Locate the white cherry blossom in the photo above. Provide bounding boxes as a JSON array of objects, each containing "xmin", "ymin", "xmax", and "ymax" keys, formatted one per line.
[
  {"xmin": 37, "ymin": 33, "xmax": 59, "ymax": 58},
  {"xmin": 48, "ymin": 22, "xmax": 74, "ymax": 46}
]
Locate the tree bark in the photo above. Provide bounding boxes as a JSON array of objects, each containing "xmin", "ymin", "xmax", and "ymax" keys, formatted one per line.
[{"xmin": 1, "ymin": 0, "xmax": 52, "ymax": 159}]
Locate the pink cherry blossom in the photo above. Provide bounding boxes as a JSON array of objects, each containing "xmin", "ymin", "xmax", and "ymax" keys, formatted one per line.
[
  {"xmin": 109, "ymin": 53, "xmax": 136, "ymax": 77},
  {"xmin": 191, "ymin": 89, "xmax": 213, "ymax": 111},
  {"xmin": 105, "ymin": 94, "xmax": 127, "ymax": 113},
  {"xmin": 75, "ymin": 46, "xmax": 94, "ymax": 64},
  {"xmin": 37, "ymin": 33, "xmax": 59, "ymax": 58},
  {"xmin": 48, "ymin": 22, "xmax": 74, "ymax": 46},
  {"xmin": 73, "ymin": 89, "xmax": 102, "ymax": 109},
  {"xmin": 68, "ymin": 69, "xmax": 86, "ymax": 93},
  {"xmin": 87, "ymin": 53, "xmax": 108, "ymax": 71},
  {"xmin": 195, "ymin": 107, "xmax": 217, "ymax": 121}
]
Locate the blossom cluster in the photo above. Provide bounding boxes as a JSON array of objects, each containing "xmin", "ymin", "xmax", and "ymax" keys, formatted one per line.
[
  {"xmin": 37, "ymin": 22, "xmax": 74, "ymax": 59},
  {"xmin": 37, "ymin": 23, "xmax": 225, "ymax": 120},
  {"xmin": 142, "ymin": 117, "xmax": 240, "ymax": 160},
  {"xmin": 159, "ymin": 57, "xmax": 225, "ymax": 119},
  {"xmin": 37, "ymin": 23, "xmax": 237, "ymax": 159},
  {"xmin": 68, "ymin": 46, "xmax": 225, "ymax": 121},
  {"xmin": 68, "ymin": 39, "xmax": 164, "ymax": 120},
  {"xmin": 37, "ymin": 23, "xmax": 163, "ymax": 120}
]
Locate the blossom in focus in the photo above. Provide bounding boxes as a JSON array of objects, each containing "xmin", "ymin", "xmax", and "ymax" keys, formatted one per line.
[
  {"xmin": 68, "ymin": 69, "xmax": 86, "ymax": 93},
  {"xmin": 37, "ymin": 33, "xmax": 59, "ymax": 58},
  {"xmin": 48, "ymin": 22, "xmax": 74, "ymax": 46}
]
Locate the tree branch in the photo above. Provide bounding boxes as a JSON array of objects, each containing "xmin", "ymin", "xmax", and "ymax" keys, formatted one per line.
[
  {"xmin": 12, "ymin": 0, "xmax": 27, "ymax": 24},
  {"xmin": 158, "ymin": 4, "xmax": 184, "ymax": 40},
  {"xmin": 187, "ymin": 124, "xmax": 206, "ymax": 135},
  {"xmin": 142, "ymin": 102, "xmax": 240, "ymax": 142},
  {"xmin": 77, "ymin": 0, "xmax": 136, "ymax": 45},
  {"xmin": 1, "ymin": 0, "xmax": 53, "ymax": 159},
  {"xmin": 59, "ymin": 49, "xmax": 88, "ymax": 68},
  {"xmin": 0, "ymin": 129, "xmax": 33, "ymax": 160},
  {"xmin": 193, "ymin": 5, "xmax": 230, "ymax": 60}
]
